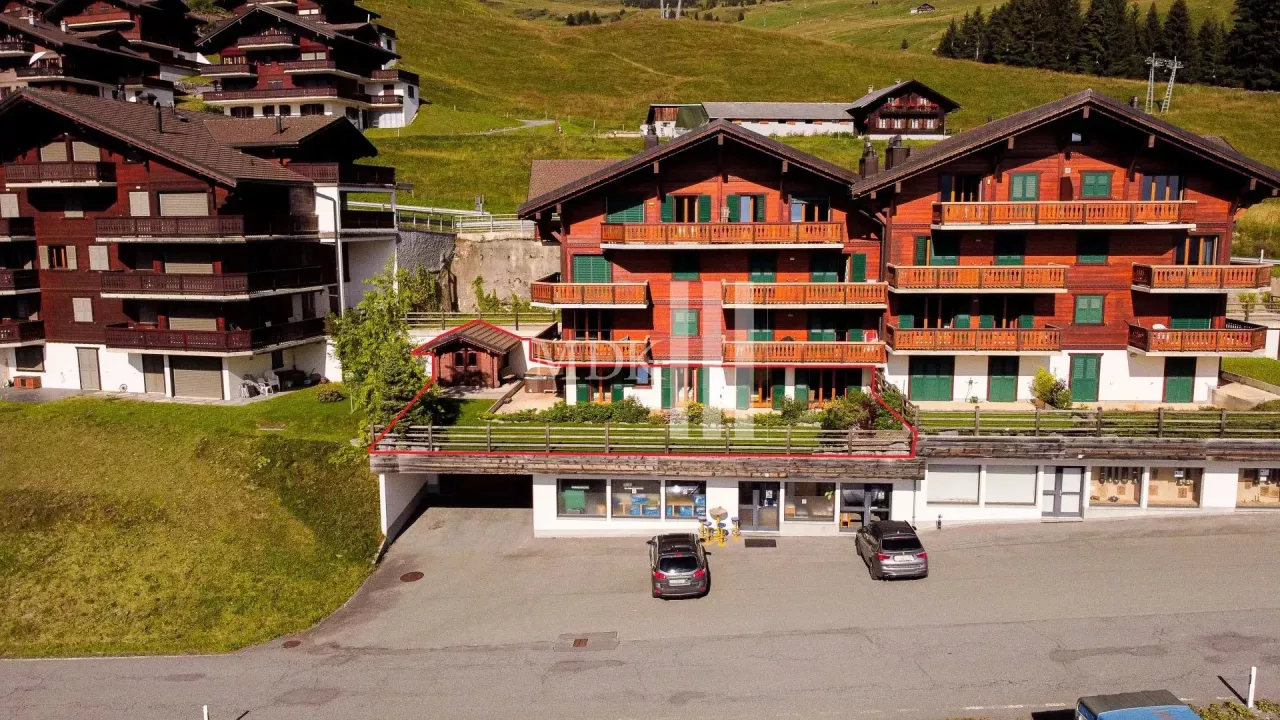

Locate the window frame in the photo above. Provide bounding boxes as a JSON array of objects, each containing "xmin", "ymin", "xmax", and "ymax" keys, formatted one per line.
[
  {"xmin": 671, "ymin": 308, "xmax": 699, "ymax": 338},
  {"xmin": 1076, "ymin": 233, "xmax": 1109, "ymax": 265},
  {"xmin": 671, "ymin": 251, "xmax": 699, "ymax": 280},
  {"xmin": 1073, "ymin": 294, "xmax": 1105, "ymax": 325},
  {"xmin": 1080, "ymin": 171, "xmax": 1113, "ymax": 199}
]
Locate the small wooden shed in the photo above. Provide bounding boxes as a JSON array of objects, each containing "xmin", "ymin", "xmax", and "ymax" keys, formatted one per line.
[{"xmin": 416, "ymin": 320, "xmax": 523, "ymax": 388}]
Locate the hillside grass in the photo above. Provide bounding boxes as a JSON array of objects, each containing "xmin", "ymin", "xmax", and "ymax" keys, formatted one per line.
[
  {"xmin": 0, "ymin": 386, "xmax": 379, "ymax": 657},
  {"xmin": 1223, "ymin": 358, "xmax": 1280, "ymax": 389},
  {"xmin": 365, "ymin": 102, "xmax": 522, "ymax": 138}
]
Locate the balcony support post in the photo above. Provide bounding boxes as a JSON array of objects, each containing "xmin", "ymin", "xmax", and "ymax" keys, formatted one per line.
[
  {"xmin": 427, "ymin": 424, "xmax": 434, "ymax": 452},
  {"xmin": 1220, "ymin": 409, "xmax": 1228, "ymax": 438},
  {"xmin": 1096, "ymin": 408, "xmax": 1104, "ymax": 437},
  {"xmin": 1034, "ymin": 406, "xmax": 1041, "ymax": 437}
]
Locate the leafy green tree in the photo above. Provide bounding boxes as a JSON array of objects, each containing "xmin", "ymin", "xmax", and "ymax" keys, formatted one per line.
[{"xmin": 1226, "ymin": 0, "xmax": 1280, "ymax": 90}]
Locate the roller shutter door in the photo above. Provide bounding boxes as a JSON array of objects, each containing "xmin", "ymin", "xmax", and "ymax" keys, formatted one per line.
[
  {"xmin": 170, "ymin": 356, "xmax": 223, "ymax": 399},
  {"xmin": 158, "ymin": 192, "xmax": 210, "ymax": 217},
  {"xmin": 164, "ymin": 249, "xmax": 213, "ymax": 274},
  {"xmin": 168, "ymin": 309, "xmax": 218, "ymax": 331}
]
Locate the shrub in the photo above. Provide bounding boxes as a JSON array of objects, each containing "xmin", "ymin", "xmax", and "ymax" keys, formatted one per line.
[
  {"xmin": 1252, "ymin": 399, "xmax": 1280, "ymax": 411},
  {"xmin": 609, "ymin": 397, "xmax": 652, "ymax": 424},
  {"xmin": 818, "ymin": 390, "xmax": 873, "ymax": 430},
  {"xmin": 749, "ymin": 412, "xmax": 789, "ymax": 427},
  {"xmin": 316, "ymin": 386, "xmax": 346, "ymax": 403},
  {"xmin": 1030, "ymin": 367, "xmax": 1072, "ymax": 409},
  {"xmin": 776, "ymin": 396, "xmax": 812, "ymax": 424},
  {"xmin": 683, "ymin": 401, "xmax": 705, "ymax": 426}
]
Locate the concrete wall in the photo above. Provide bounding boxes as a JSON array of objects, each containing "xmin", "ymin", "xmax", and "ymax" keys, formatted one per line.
[
  {"xmin": 730, "ymin": 121, "xmax": 856, "ymax": 137},
  {"xmin": 343, "ymin": 238, "xmax": 396, "ymax": 308},
  {"xmin": 450, "ymin": 233, "xmax": 560, "ymax": 312},
  {"xmin": 379, "ymin": 472, "xmax": 437, "ymax": 541}
]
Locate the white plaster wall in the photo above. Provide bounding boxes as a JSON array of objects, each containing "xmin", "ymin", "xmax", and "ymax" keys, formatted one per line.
[
  {"xmin": 380, "ymin": 472, "xmax": 435, "ymax": 539},
  {"xmin": 883, "ymin": 354, "xmax": 910, "ymax": 397},
  {"xmin": 54, "ymin": 344, "xmax": 144, "ymax": 392},
  {"xmin": 732, "ymin": 121, "xmax": 856, "ymax": 137},
  {"xmin": 323, "ymin": 339, "xmax": 343, "ymax": 383},
  {"xmin": 1046, "ymin": 351, "xmax": 1155, "ymax": 403},
  {"xmin": 1017, "ymin": 356, "xmax": 1050, "ymax": 401},
  {"xmin": 1194, "ymin": 356, "xmax": 1220, "ymax": 403},
  {"xmin": 953, "ymin": 355, "xmax": 989, "ymax": 403},
  {"xmin": 1266, "ymin": 327, "xmax": 1279, "ymax": 360},
  {"xmin": 315, "ymin": 186, "xmax": 340, "ymax": 236},
  {"xmin": 1201, "ymin": 462, "xmax": 1242, "ymax": 509},
  {"xmin": 624, "ymin": 368, "xmax": 662, "ymax": 408},
  {"xmin": 343, "ymin": 238, "xmax": 396, "ymax": 308}
]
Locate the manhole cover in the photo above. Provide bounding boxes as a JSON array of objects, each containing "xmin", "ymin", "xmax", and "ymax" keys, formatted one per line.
[
  {"xmin": 282, "ymin": 640, "xmax": 301, "ymax": 649},
  {"xmin": 400, "ymin": 571, "xmax": 424, "ymax": 583},
  {"xmin": 572, "ymin": 638, "xmax": 588, "ymax": 648},
  {"xmin": 744, "ymin": 538, "xmax": 777, "ymax": 548}
]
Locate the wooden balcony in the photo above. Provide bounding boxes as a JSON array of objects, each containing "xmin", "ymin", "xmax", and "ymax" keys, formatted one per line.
[
  {"xmin": 722, "ymin": 340, "xmax": 887, "ymax": 365},
  {"xmin": 4, "ymin": 162, "xmax": 115, "ymax": 187},
  {"xmin": 886, "ymin": 264, "xmax": 1067, "ymax": 293},
  {"xmin": 0, "ymin": 269, "xmax": 40, "ymax": 294},
  {"xmin": 885, "ymin": 325, "xmax": 1063, "ymax": 354},
  {"xmin": 530, "ymin": 338, "xmax": 650, "ymax": 364},
  {"xmin": 530, "ymin": 274, "xmax": 649, "ymax": 308},
  {"xmin": 600, "ymin": 221, "xmax": 845, "ymax": 247},
  {"xmin": 104, "ymin": 317, "xmax": 326, "ymax": 355},
  {"xmin": 203, "ymin": 63, "xmax": 257, "ymax": 79},
  {"xmin": 238, "ymin": 34, "xmax": 298, "ymax": 50},
  {"xmin": 0, "ymin": 320, "xmax": 43, "ymax": 346},
  {"xmin": 280, "ymin": 60, "xmax": 363, "ymax": 79},
  {"xmin": 0, "ymin": 41, "xmax": 34, "ymax": 57},
  {"xmin": 0, "ymin": 218, "xmax": 35, "ymax": 241},
  {"xmin": 368, "ymin": 93, "xmax": 403, "ymax": 106},
  {"xmin": 202, "ymin": 86, "xmax": 370, "ymax": 104},
  {"xmin": 932, "ymin": 201, "xmax": 1197, "ymax": 228},
  {"xmin": 1132, "ymin": 264, "xmax": 1273, "ymax": 293},
  {"xmin": 95, "ymin": 215, "xmax": 319, "ymax": 242},
  {"xmin": 370, "ymin": 68, "xmax": 421, "ymax": 84},
  {"xmin": 285, "ymin": 163, "xmax": 396, "ymax": 186},
  {"xmin": 721, "ymin": 281, "xmax": 888, "ymax": 307},
  {"xmin": 1127, "ymin": 321, "xmax": 1267, "ymax": 355},
  {"xmin": 100, "ymin": 267, "xmax": 330, "ymax": 299}
]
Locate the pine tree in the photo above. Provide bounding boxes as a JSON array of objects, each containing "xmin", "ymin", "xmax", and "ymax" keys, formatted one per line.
[
  {"xmin": 959, "ymin": 6, "xmax": 987, "ymax": 61},
  {"xmin": 1081, "ymin": 0, "xmax": 1133, "ymax": 76},
  {"xmin": 937, "ymin": 18, "xmax": 960, "ymax": 58},
  {"xmin": 984, "ymin": 2, "xmax": 1019, "ymax": 65},
  {"xmin": 1196, "ymin": 16, "xmax": 1228, "ymax": 86},
  {"xmin": 1226, "ymin": 0, "xmax": 1280, "ymax": 90},
  {"xmin": 1163, "ymin": 0, "xmax": 1196, "ymax": 74},
  {"xmin": 1139, "ymin": 3, "xmax": 1161, "ymax": 61},
  {"xmin": 1043, "ymin": 0, "xmax": 1084, "ymax": 71}
]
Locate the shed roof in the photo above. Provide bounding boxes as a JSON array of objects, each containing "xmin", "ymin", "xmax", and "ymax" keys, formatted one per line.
[
  {"xmin": 414, "ymin": 320, "xmax": 523, "ymax": 355},
  {"xmin": 701, "ymin": 101, "xmax": 854, "ymax": 121}
]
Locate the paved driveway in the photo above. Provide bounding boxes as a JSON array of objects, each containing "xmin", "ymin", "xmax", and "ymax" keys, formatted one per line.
[{"xmin": 4, "ymin": 510, "xmax": 1280, "ymax": 719}]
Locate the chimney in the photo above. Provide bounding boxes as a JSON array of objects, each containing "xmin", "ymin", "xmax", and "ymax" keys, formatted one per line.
[
  {"xmin": 858, "ymin": 141, "xmax": 880, "ymax": 179},
  {"xmin": 867, "ymin": 85, "xmax": 874, "ymax": 94},
  {"xmin": 1129, "ymin": 96, "xmax": 1141, "ymax": 109},
  {"xmin": 276, "ymin": 113, "xmax": 283, "ymax": 135},
  {"xmin": 884, "ymin": 136, "xmax": 911, "ymax": 170},
  {"xmin": 155, "ymin": 103, "xmax": 163, "ymax": 134},
  {"xmin": 60, "ymin": 19, "xmax": 67, "ymax": 31}
]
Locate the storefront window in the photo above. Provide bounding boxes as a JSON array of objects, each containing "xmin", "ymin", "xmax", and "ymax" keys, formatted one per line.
[
  {"xmin": 612, "ymin": 479, "xmax": 661, "ymax": 518},
  {"xmin": 927, "ymin": 465, "xmax": 980, "ymax": 504},
  {"xmin": 664, "ymin": 481, "xmax": 706, "ymax": 519},
  {"xmin": 984, "ymin": 465, "xmax": 1038, "ymax": 506},
  {"xmin": 784, "ymin": 482, "xmax": 836, "ymax": 522},
  {"xmin": 557, "ymin": 479, "xmax": 607, "ymax": 517},
  {"xmin": 1147, "ymin": 467, "xmax": 1203, "ymax": 508},
  {"xmin": 1237, "ymin": 468, "xmax": 1280, "ymax": 508},
  {"xmin": 1090, "ymin": 466, "xmax": 1143, "ymax": 507}
]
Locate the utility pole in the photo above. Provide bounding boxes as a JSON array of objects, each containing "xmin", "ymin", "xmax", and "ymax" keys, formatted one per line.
[
  {"xmin": 1144, "ymin": 54, "xmax": 1160, "ymax": 113},
  {"xmin": 1161, "ymin": 56, "xmax": 1184, "ymax": 114}
]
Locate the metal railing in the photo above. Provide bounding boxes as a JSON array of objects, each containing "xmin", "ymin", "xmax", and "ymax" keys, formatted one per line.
[
  {"xmin": 348, "ymin": 201, "xmax": 535, "ymax": 235},
  {"xmin": 1132, "ymin": 263, "xmax": 1272, "ymax": 290},
  {"xmin": 406, "ymin": 309, "xmax": 556, "ymax": 330},
  {"xmin": 916, "ymin": 407, "xmax": 1280, "ymax": 439},
  {"xmin": 933, "ymin": 201, "xmax": 1197, "ymax": 226},
  {"xmin": 372, "ymin": 423, "xmax": 914, "ymax": 456}
]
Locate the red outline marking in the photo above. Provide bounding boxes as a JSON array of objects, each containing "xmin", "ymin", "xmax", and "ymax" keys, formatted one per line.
[
  {"xmin": 369, "ymin": 367, "xmax": 916, "ymax": 460},
  {"xmin": 410, "ymin": 319, "xmax": 524, "ymax": 358}
]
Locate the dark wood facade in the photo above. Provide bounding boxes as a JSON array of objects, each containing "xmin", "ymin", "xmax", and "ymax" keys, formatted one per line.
[{"xmin": 851, "ymin": 80, "xmax": 959, "ymax": 136}]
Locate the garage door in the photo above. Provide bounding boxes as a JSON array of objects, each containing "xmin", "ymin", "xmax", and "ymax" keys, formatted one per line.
[
  {"xmin": 909, "ymin": 356, "xmax": 954, "ymax": 402},
  {"xmin": 170, "ymin": 356, "xmax": 223, "ymax": 399}
]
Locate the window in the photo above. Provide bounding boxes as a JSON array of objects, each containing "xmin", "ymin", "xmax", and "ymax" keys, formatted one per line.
[
  {"xmin": 662, "ymin": 194, "xmax": 710, "ymax": 223},
  {"xmin": 1091, "ymin": 466, "xmax": 1142, "ymax": 507},
  {"xmin": 0, "ymin": 193, "xmax": 18, "ymax": 218},
  {"xmin": 558, "ymin": 479, "xmax": 606, "ymax": 517},
  {"xmin": 784, "ymin": 482, "xmax": 835, "ymax": 522},
  {"xmin": 408, "ymin": 86, "xmax": 415, "ymax": 99},
  {"xmin": 1080, "ymin": 171, "xmax": 1113, "ymax": 199},
  {"xmin": 749, "ymin": 309, "xmax": 774, "ymax": 341},
  {"xmin": 671, "ymin": 251, "xmax": 699, "ymax": 280},
  {"xmin": 72, "ymin": 297, "xmax": 94, "ymax": 323},
  {"xmin": 14, "ymin": 345, "xmax": 43, "ymax": 372},
  {"xmin": 1076, "ymin": 233, "xmax": 1108, "ymax": 264},
  {"xmin": 1073, "ymin": 295, "xmax": 1104, "ymax": 325},
  {"xmin": 671, "ymin": 308, "xmax": 698, "ymax": 337},
  {"xmin": 278, "ymin": 105, "xmax": 292, "ymax": 116},
  {"xmin": 571, "ymin": 255, "xmax": 610, "ymax": 283},
  {"xmin": 230, "ymin": 107, "xmax": 252, "ymax": 118},
  {"xmin": 45, "ymin": 245, "xmax": 70, "ymax": 270},
  {"xmin": 877, "ymin": 118, "xmax": 887, "ymax": 129},
  {"xmin": 725, "ymin": 193, "xmax": 765, "ymax": 223},
  {"xmin": 664, "ymin": 366, "xmax": 706, "ymax": 408},
  {"xmin": 1238, "ymin": 468, "xmax": 1280, "ymax": 508},
  {"xmin": 262, "ymin": 105, "xmax": 276, "ymax": 117},
  {"xmin": 1147, "ymin": 467, "xmax": 1202, "ymax": 508},
  {"xmin": 1141, "ymin": 174, "xmax": 1182, "ymax": 201},
  {"xmin": 925, "ymin": 118, "xmax": 936, "ymax": 129},
  {"xmin": 664, "ymin": 481, "xmax": 706, "ymax": 518},
  {"xmin": 301, "ymin": 104, "xmax": 325, "ymax": 116},
  {"xmin": 63, "ymin": 195, "xmax": 82, "ymax": 219},
  {"xmin": 939, "ymin": 174, "xmax": 982, "ymax": 202},
  {"xmin": 789, "ymin": 196, "xmax": 829, "ymax": 222},
  {"xmin": 909, "ymin": 118, "xmax": 920, "ymax": 130},
  {"xmin": 138, "ymin": 301, "xmax": 158, "ymax": 325},
  {"xmin": 1175, "ymin": 236, "xmax": 1217, "ymax": 266},
  {"xmin": 270, "ymin": 350, "xmax": 285, "ymax": 370},
  {"xmin": 927, "ymin": 465, "xmax": 980, "ymax": 504},
  {"xmin": 605, "ymin": 196, "xmax": 644, "ymax": 223},
  {"xmin": 984, "ymin": 465, "xmax": 1038, "ymax": 505},
  {"xmin": 612, "ymin": 479, "xmax": 660, "ymax": 518},
  {"xmin": 88, "ymin": 245, "xmax": 109, "ymax": 271},
  {"xmin": 748, "ymin": 252, "xmax": 776, "ymax": 282},
  {"xmin": 1009, "ymin": 172, "xmax": 1039, "ymax": 202},
  {"xmin": 128, "ymin": 191, "xmax": 150, "ymax": 217}
]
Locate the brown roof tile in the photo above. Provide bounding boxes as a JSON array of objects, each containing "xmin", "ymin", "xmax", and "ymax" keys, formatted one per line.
[
  {"xmin": 527, "ymin": 160, "xmax": 615, "ymax": 201},
  {"xmin": 416, "ymin": 321, "xmax": 523, "ymax": 355},
  {"xmin": 197, "ymin": 4, "xmax": 395, "ymax": 58}
]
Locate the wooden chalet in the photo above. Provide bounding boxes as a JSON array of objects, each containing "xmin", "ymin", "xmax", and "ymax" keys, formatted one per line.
[
  {"xmin": 849, "ymin": 79, "xmax": 959, "ymax": 138},
  {"xmin": 415, "ymin": 320, "xmax": 522, "ymax": 388},
  {"xmin": 42, "ymin": 0, "xmax": 201, "ymax": 78}
]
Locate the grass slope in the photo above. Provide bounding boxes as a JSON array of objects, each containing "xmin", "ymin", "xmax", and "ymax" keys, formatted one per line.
[{"xmin": 0, "ymin": 387, "xmax": 378, "ymax": 657}]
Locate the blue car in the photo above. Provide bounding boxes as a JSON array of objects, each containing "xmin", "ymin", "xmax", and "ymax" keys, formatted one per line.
[{"xmin": 1075, "ymin": 690, "xmax": 1200, "ymax": 720}]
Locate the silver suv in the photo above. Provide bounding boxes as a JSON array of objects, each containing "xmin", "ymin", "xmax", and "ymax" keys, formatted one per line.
[
  {"xmin": 647, "ymin": 533, "xmax": 709, "ymax": 599},
  {"xmin": 855, "ymin": 521, "xmax": 928, "ymax": 580}
]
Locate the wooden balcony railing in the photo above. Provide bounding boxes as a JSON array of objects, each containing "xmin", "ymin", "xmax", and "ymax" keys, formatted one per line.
[
  {"xmin": 530, "ymin": 338, "xmax": 650, "ymax": 364},
  {"xmin": 933, "ymin": 201, "xmax": 1196, "ymax": 226},
  {"xmin": 104, "ymin": 317, "xmax": 326, "ymax": 353},
  {"xmin": 0, "ymin": 268, "xmax": 40, "ymax": 292},
  {"xmin": 0, "ymin": 218, "xmax": 35, "ymax": 238},
  {"xmin": 600, "ymin": 221, "xmax": 845, "ymax": 245},
  {"xmin": 1127, "ymin": 321, "xmax": 1266, "ymax": 353},
  {"xmin": 280, "ymin": 60, "xmax": 359, "ymax": 74},
  {"xmin": 203, "ymin": 63, "xmax": 257, "ymax": 77},
  {"xmin": 885, "ymin": 325, "xmax": 1063, "ymax": 353},
  {"xmin": 530, "ymin": 274, "xmax": 649, "ymax": 306},
  {"xmin": 95, "ymin": 215, "xmax": 319, "ymax": 239},
  {"xmin": 722, "ymin": 340, "xmax": 887, "ymax": 364},
  {"xmin": 1132, "ymin": 264, "xmax": 1272, "ymax": 291},
  {"xmin": 886, "ymin": 264, "xmax": 1067, "ymax": 291},
  {"xmin": 203, "ymin": 86, "xmax": 370, "ymax": 103},
  {"xmin": 370, "ymin": 68, "xmax": 420, "ymax": 84},
  {"xmin": 238, "ymin": 34, "xmax": 298, "ymax": 49},
  {"xmin": 100, "ymin": 267, "xmax": 329, "ymax": 296},
  {"xmin": 368, "ymin": 93, "xmax": 403, "ymax": 105},
  {"xmin": 3, "ymin": 162, "xmax": 115, "ymax": 184},
  {"xmin": 284, "ymin": 163, "xmax": 396, "ymax": 186},
  {"xmin": 0, "ymin": 320, "xmax": 43, "ymax": 344},
  {"xmin": 721, "ymin": 281, "xmax": 888, "ymax": 306},
  {"xmin": 0, "ymin": 41, "xmax": 34, "ymax": 55}
]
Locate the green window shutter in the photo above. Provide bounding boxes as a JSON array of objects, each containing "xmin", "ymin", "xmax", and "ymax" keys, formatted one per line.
[
  {"xmin": 1074, "ymin": 295, "xmax": 1104, "ymax": 325},
  {"xmin": 697, "ymin": 194, "xmax": 712, "ymax": 223},
  {"xmin": 749, "ymin": 254, "xmax": 776, "ymax": 283},
  {"xmin": 736, "ymin": 368, "xmax": 750, "ymax": 410},
  {"xmin": 575, "ymin": 378, "xmax": 590, "ymax": 404},
  {"xmin": 794, "ymin": 369, "xmax": 809, "ymax": 409},
  {"xmin": 660, "ymin": 195, "xmax": 674, "ymax": 223},
  {"xmin": 610, "ymin": 380, "xmax": 626, "ymax": 403},
  {"xmin": 913, "ymin": 236, "xmax": 929, "ymax": 266},
  {"xmin": 994, "ymin": 236, "xmax": 1024, "ymax": 266},
  {"xmin": 771, "ymin": 380, "xmax": 786, "ymax": 410},
  {"xmin": 847, "ymin": 328, "xmax": 865, "ymax": 342},
  {"xmin": 1077, "ymin": 234, "xmax": 1108, "ymax": 264},
  {"xmin": 660, "ymin": 368, "xmax": 674, "ymax": 409},
  {"xmin": 726, "ymin": 194, "xmax": 740, "ymax": 223},
  {"xmin": 1019, "ymin": 313, "xmax": 1034, "ymax": 329},
  {"xmin": 606, "ymin": 197, "xmax": 644, "ymax": 223},
  {"xmin": 850, "ymin": 252, "xmax": 867, "ymax": 282},
  {"xmin": 1081, "ymin": 172, "xmax": 1112, "ymax": 199},
  {"xmin": 809, "ymin": 312, "xmax": 835, "ymax": 341},
  {"xmin": 978, "ymin": 314, "xmax": 995, "ymax": 329},
  {"xmin": 671, "ymin": 251, "xmax": 699, "ymax": 280},
  {"xmin": 696, "ymin": 367, "xmax": 709, "ymax": 405},
  {"xmin": 1010, "ymin": 173, "xmax": 1038, "ymax": 202},
  {"xmin": 898, "ymin": 313, "xmax": 915, "ymax": 329},
  {"xmin": 673, "ymin": 309, "xmax": 699, "ymax": 337},
  {"xmin": 930, "ymin": 236, "xmax": 958, "ymax": 266},
  {"xmin": 1171, "ymin": 297, "xmax": 1211, "ymax": 329},
  {"xmin": 572, "ymin": 255, "xmax": 610, "ymax": 283},
  {"xmin": 754, "ymin": 194, "xmax": 767, "ymax": 222},
  {"xmin": 953, "ymin": 314, "xmax": 971, "ymax": 329}
]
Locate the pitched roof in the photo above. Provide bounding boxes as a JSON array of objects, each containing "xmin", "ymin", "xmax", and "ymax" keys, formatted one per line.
[
  {"xmin": 413, "ymin": 320, "xmax": 523, "ymax": 355},
  {"xmin": 701, "ymin": 101, "xmax": 854, "ymax": 122},
  {"xmin": 0, "ymin": 89, "xmax": 312, "ymax": 187},
  {"xmin": 519, "ymin": 120, "xmax": 859, "ymax": 217},
  {"xmin": 202, "ymin": 114, "xmax": 374, "ymax": 153},
  {"xmin": 0, "ymin": 12, "xmax": 157, "ymax": 68},
  {"xmin": 849, "ymin": 79, "xmax": 961, "ymax": 113},
  {"xmin": 852, "ymin": 89, "xmax": 1280, "ymax": 196},
  {"xmin": 197, "ymin": 4, "xmax": 395, "ymax": 58},
  {"xmin": 527, "ymin": 160, "xmax": 615, "ymax": 200}
]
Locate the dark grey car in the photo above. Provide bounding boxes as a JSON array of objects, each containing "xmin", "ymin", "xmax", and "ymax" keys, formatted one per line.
[
  {"xmin": 648, "ymin": 533, "xmax": 709, "ymax": 599},
  {"xmin": 855, "ymin": 521, "xmax": 928, "ymax": 580}
]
